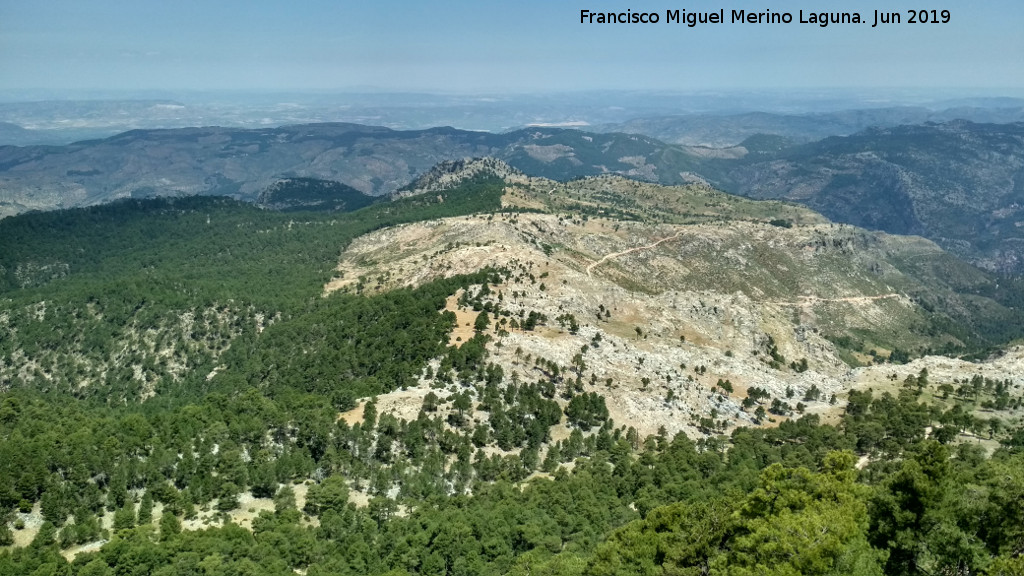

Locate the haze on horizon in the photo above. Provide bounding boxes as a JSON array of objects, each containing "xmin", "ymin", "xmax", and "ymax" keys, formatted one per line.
[{"xmin": 2, "ymin": 0, "xmax": 1023, "ymax": 96}]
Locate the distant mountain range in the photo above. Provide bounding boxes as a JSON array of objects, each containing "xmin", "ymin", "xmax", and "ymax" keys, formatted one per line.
[
  {"xmin": 699, "ymin": 121, "xmax": 1024, "ymax": 274},
  {"xmin": 0, "ymin": 123, "xmax": 694, "ymax": 216},
  {"xmin": 596, "ymin": 105, "xmax": 1024, "ymax": 147},
  {"xmin": 2, "ymin": 120, "xmax": 1024, "ymax": 274}
]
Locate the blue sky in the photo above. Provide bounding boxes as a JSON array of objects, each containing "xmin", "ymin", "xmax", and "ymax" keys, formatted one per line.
[{"xmin": 2, "ymin": 0, "xmax": 1022, "ymax": 94}]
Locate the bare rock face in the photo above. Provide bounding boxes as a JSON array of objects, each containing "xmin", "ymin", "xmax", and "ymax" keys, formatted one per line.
[
  {"xmin": 394, "ymin": 158, "xmax": 528, "ymax": 198},
  {"xmin": 323, "ymin": 175, "xmax": 1021, "ymax": 438}
]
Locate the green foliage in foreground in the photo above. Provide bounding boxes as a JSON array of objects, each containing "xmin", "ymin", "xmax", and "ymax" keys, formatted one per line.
[
  {"xmin": 1, "ymin": 404, "xmax": 1023, "ymax": 575},
  {"xmin": 1, "ymin": 359, "xmax": 1024, "ymax": 576}
]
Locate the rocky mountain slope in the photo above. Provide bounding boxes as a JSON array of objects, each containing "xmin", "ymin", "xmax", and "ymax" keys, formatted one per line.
[
  {"xmin": 3, "ymin": 158, "xmax": 1019, "ymax": 428},
  {"xmin": 322, "ymin": 161, "xmax": 1024, "ymax": 438}
]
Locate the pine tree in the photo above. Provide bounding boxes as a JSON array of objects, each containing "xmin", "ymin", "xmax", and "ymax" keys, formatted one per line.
[{"xmin": 137, "ymin": 491, "xmax": 154, "ymax": 525}]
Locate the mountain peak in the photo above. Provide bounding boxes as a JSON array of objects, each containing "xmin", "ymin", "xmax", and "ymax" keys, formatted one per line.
[
  {"xmin": 395, "ymin": 157, "xmax": 525, "ymax": 197},
  {"xmin": 255, "ymin": 177, "xmax": 375, "ymax": 212}
]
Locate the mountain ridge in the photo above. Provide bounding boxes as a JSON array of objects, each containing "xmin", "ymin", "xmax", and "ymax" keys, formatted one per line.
[
  {"xmin": 596, "ymin": 105, "xmax": 1024, "ymax": 147},
  {"xmin": 699, "ymin": 121, "xmax": 1024, "ymax": 274},
  {"xmin": 4, "ymin": 120, "xmax": 1024, "ymax": 274},
  {"xmin": 0, "ymin": 123, "xmax": 692, "ymax": 219}
]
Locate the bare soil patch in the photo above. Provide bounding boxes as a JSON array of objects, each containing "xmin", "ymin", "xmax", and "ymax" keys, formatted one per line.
[{"xmin": 445, "ymin": 291, "xmax": 478, "ymax": 348}]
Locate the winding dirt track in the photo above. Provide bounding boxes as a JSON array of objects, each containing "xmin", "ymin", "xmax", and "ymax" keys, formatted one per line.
[
  {"xmin": 772, "ymin": 293, "xmax": 903, "ymax": 306},
  {"xmin": 584, "ymin": 231, "xmax": 904, "ymax": 306},
  {"xmin": 586, "ymin": 230, "xmax": 685, "ymax": 277}
]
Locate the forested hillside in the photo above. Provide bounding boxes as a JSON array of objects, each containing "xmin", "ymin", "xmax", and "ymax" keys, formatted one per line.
[
  {"xmin": 1, "ymin": 172, "xmax": 1023, "ymax": 575},
  {"xmin": 596, "ymin": 105, "xmax": 1024, "ymax": 147},
  {"xmin": 0, "ymin": 123, "xmax": 692, "ymax": 219},
  {"xmin": 255, "ymin": 178, "xmax": 376, "ymax": 213},
  {"xmin": 697, "ymin": 121, "xmax": 1024, "ymax": 274}
]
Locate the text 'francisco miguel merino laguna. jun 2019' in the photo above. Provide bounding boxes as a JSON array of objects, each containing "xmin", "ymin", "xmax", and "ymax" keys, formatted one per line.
[{"xmin": 579, "ymin": 8, "xmax": 952, "ymax": 28}]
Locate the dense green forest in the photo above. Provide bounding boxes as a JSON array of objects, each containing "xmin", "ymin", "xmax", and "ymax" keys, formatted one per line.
[
  {"xmin": 0, "ymin": 176, "xmax": 507, "ymax": 400},
  {"xmin": 1, "ymin": 176, "xmax": 1023, "ymax": 575},
  {"xmin": 255, "ymin": 178, "xmax": 377, "ymax": 213},
  {"xmin": 1, "ymin": 372, "xmax": 1023, "ymax": 575}
]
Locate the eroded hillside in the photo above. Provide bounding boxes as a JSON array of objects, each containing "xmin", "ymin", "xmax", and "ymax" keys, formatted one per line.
[{"xmin": 322, "ymin": 169, "xmax": 1024, "ymax": 438}]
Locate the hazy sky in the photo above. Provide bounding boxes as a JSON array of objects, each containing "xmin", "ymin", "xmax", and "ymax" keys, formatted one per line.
[{"xmin": 2, "ymin": 0, "xmax": 1022, "ymax": 94}]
